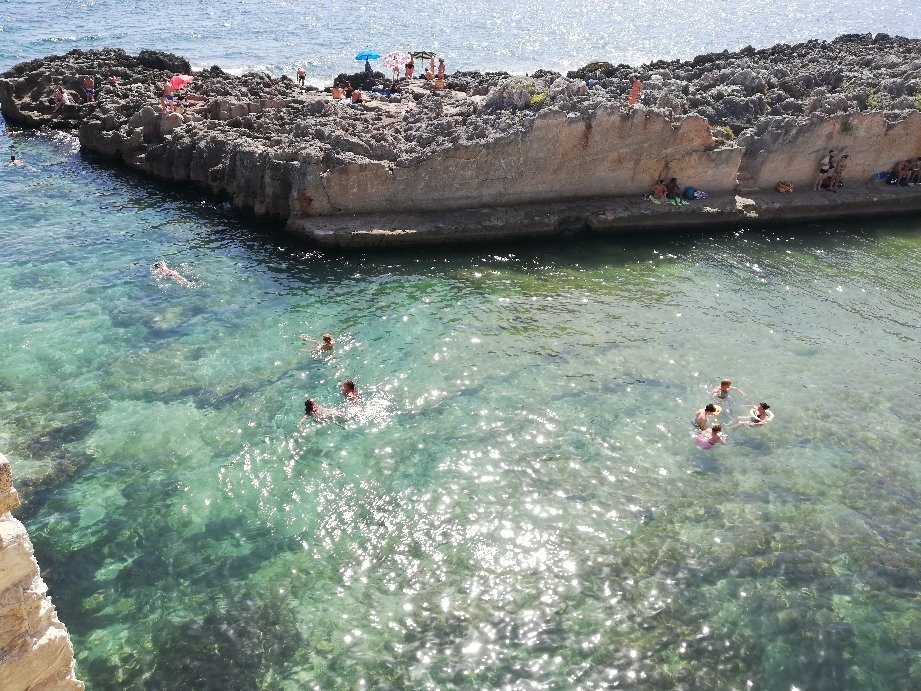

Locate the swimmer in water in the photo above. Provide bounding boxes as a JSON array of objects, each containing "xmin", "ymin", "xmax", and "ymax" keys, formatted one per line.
[
  {"xmin": 300, "ymin": 333, "xmax": 334, "ymax": 352},
  {"xmin": 712, "ymin": 378, "xmax": 748, "ymax": 400},
  {"xmin": 8, "ymin": 155, "xmax": 23, "ymax": 167},
  {"xmin": 151, "ymin": 260, "xmax": 192, "ymax": 286},
  {"xmin": 694, "ymin": 403, "xmax": 721, "ymax": 430},
  {"xmin": 342, "ymin": 379, "xmax": 359, "ymax": 401},
  {"xmin": 731, "ymin": 402, "xmax": 771, "ymax": 427},
  {"xmin": 696, "ymin": 424, "xmax": 727, "ymax": 449},
  {"xmin": 299, "ymin": 398, "xmax": 334, "ymax": 425}
]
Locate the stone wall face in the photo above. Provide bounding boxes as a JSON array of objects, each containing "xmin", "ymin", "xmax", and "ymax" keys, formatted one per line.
[{"xmin": 0, "ymin": 455, "xmax": 83, "ymax": 691}]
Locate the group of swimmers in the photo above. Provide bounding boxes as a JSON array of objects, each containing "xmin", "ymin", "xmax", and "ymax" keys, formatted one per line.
[
  {"xmin": 297, "ymin": 333, "xmax": 362, "ymax": 425},
  {"xmin": 692, "ymin": 379, "xmax": 772, "ymax": 449}
]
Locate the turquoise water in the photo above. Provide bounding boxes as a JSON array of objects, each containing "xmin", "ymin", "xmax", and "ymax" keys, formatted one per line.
[{"xmin": 3, "ymin": 127, "xmax": 921, "ymax": 688}]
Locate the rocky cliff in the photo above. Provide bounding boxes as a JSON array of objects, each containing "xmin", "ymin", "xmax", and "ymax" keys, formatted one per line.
[
  {"xmin": 0, "ymin": 455, "xmax": 83, "ymax": 691},
  {"xmin": 2, "ymin": 35, "xmax": 921, "ymax": 246}
]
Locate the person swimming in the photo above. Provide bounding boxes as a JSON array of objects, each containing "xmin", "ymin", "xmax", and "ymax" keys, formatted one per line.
[
  {"xmin": 8, "ymin": 155, "xmax": 23, "ymax": 167},
  {"xmin": 342, "ymin": 379, "xmax": 359, "ymax": 401},
  {"xmin": 151, "ymin": 260, "xmax": 191, "ymax": 286},
  {"xmin": 695, "ymin": 424, "xmax": 727, "ymax": 449},
  {"xmin": 694, "ymin": 403, "xmax": 722, "ymax": 429},
  {"xmin": 712, "ymin": 378, "xmax": 748, "ymax": 400},
  {"xmin": 730, "ymin": 402, "xmax": 772, "ymax": 427},
  {"xmin": 300, "ymin": 333, "xmax": 334, "ymax": 352},
  {"xmin": 299, "ymin": 398, "xmax": 335, "ymax": 425}
]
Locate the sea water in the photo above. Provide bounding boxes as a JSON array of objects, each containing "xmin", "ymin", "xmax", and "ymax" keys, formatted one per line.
[{"xmin": 3, "ymin": 3, "xmax": 921, "ymax": 689}]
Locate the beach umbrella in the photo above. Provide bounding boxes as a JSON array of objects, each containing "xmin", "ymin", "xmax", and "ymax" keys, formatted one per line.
[
  {"xmin": 381, "ymin": 51, "xmax": 408, "ymax": 72},
  {"xmin": 169, "ymin": 74, "xmax": 195, "ymax": 90},
  {"xmin": 410, "ymin": 51, "xmax": 435, "ymax": 60},
  {"xmin": 355, "ymin": 51, "xmax": 381, "ymax": 61}
]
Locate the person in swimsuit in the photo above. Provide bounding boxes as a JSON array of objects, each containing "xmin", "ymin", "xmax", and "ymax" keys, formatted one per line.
[
  {"xmin": 53, "ymin": 85, "xmax": 72, "ymax": 112},
  {"xmin": 82, "ymin": 75, "xmax": 95, "ymax": 102},
  {"xmin": 665, "ymin": 177, "xmax": 687, "ymax": 205},
  {"xmin": 829, "ymin": 154, "xmax": 849, "ymax": 191},
  {"xmin": 161, "ymin": 81, "xmax": 174, "ymax": 112},
  {"xmin": 814, "ymin": 149, "xmax": 834, "ymax": 190},
  {"xmin": 351, "ymin": 88, "xmax": 364, "ymax": 104},
  {"xmin": 342, "ymin": 379, "xmax": 359, "ymax": 401},
  {"xmin": 694, "ymin": 403, "xmax": 721, "ymax": 430},
  {"xmin": 712, "ymin": 379, "xmax": 748, "ymax": 400},
  {"xmin": 405, "ymin": 59, "xmax": 415, "ymax": 80},
  {"xmin": 300, "ymin": 333, "xmax": 334, "ymax": 352},
  {"xmin": 296, "ymin": 67, "xmax": 306, "ymax": 87},
  {"xmin": 331, "ymin": 85, "xmax": 345, "ymax": 100},
  {"xmin": 152, "ymin": 260, "xmax": 192, "ymax": 286},
  {"xmin": 650, "ymin": 179, "xmax": 668, "ymax": 203},
  {"xmin": 8, "ymin": 155, "xmax": 23, "ymax": 167},
  {"xmin": 697, "ymin": 424, "xmax": 727, "ymax": 449},
  {"xmin": 299, "ymin": 399, "xmax": 333, "ymax": 425},
  {"xmin": 628, "ymin": 75, "xmax": 644, "ymax": 106},
  {"xmin": 437, "ymin": 58, "xmax": 446, "ymax": 79},
  {"xmin": 731, "ymin": 402, "xmax": 771, "ymax": 427}
]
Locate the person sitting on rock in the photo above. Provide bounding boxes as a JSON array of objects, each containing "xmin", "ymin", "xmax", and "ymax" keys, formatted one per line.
[
  {"xmin": 424, "ymin": 68, "xmax": 434, "ymax": 81},
  {"xmin": 82, "ymin": 75, "xmax": 96, "ymax": 103},
  {"xmin": 813, "ymin": 149, "xmax": 834, "ymax": 190},
  {"xmin": 53, "ymin": 85, "xmax": 72, "ymax": 112},
  {"xmin": 665, "ymin": 177, "xmax": 687, "ymax": 205},
  {"xmin": 888, "ymin": 160, "xmax": 910, "ymax": 185},
  {"xmin": 297, "ymin": 67, "xmax": 306, "ymax": 86},
  {"xmin": 344, "ymin": 81, "xmax": 354, "ymax": 98},
  {"xmin": 351, "ymin": 88, "xmax": 364, "ymax": 104},
  {"xmin": 106, "ymin": 75, "xmax": 118, "ymax": 87},
  {"xmin": 175, "ymin": 94, "xmax": 188, "ymax": 114},
  {"xmin": 650, "ymin": 179, "xmax": 668, "ymax": 203},
  {"xmin": 437, "ymin": 57, "xmax": 446, "ymax": 79},
  {"xmin": 331, "ymin": 85, "xmax": 345, "ymax": 100},
  {"xmin": 829, "ymin": 154, "xmax": 849, "ymax": 191},
  {"xmin": 910, "ymin": 157, "xmax": 921, "ymax": 185}
]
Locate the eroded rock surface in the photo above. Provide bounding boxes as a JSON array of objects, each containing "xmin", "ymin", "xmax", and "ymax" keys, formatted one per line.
[
  {"xmin": 0, "ymin": 455, "xmax": 83, "ymax": 691},
  {"xmin": 1, "ymin": 35, "xmax": 920, "ymax": 244}
]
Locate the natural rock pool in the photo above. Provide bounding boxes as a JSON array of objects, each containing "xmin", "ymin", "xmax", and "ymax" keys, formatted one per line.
[{"xmin": 2, "ymin": 128, "xmax": 920, "ymax": 688}]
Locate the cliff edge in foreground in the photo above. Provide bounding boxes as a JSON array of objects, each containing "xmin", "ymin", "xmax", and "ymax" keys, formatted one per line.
[
  {"xmin": 2, "ymin": 34, "xmax": 921, "ymax": 246},
  {"xmin": 0, "ymin": 455, "xmax": 83, "ymax": 691}
]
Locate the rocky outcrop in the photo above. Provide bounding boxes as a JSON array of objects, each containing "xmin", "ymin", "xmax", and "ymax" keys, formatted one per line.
[
  {"xmin": 0, "ymin": 455, "xmax": 83, "ymax": 691},
  {"xmin": 2, "ymin": 36, "xmax": 921, "ymax": 246}
]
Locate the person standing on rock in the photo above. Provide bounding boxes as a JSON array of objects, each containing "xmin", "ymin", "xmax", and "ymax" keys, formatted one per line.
[
  {"xmin": 405, "ymin": 58, "xmax": 415, "ymax": 80},
  {"xmin": 813, "ymin": 149, "xmax": 835, "ymax": 190},
  {"xmin": 437, "ymin": 57, "xmax": 446, "ymax": 79},
  {"xmin": 296, "ymin": 67, "xmax": 306, "ymax": 87},
  {"xmin": 82, "ymin": 75, "xmax": 96, "ymax": 102},
  {"xmin": 830, "ymin": 154, "xmax": 849, "ymax": 191},
  {"xmin": 628, "ymin": 75, "xmax": 644, "ymax": 106},
  {"xmin": 161, "ymin": 80, "xmax": 174, "ymax": 113}
]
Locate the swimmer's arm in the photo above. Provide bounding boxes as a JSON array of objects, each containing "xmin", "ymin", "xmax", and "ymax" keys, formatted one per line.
[
  {"xmin": 731, "ymin": 386, "xmax": 748, "ymax": 397},
  {"xmin": 299, "ymin": 335, "xmax": 321, "ymax": 344}
]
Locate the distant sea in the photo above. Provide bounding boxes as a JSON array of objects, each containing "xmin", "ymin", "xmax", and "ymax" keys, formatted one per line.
[{"xmin": 2, "ymin": 0, "xmax": 920, "ymax": 81}]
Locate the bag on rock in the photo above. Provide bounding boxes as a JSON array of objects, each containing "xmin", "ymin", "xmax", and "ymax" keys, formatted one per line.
[{"xmin": 775, "ymin": 180, "xmax": 794, "ymax": 193}]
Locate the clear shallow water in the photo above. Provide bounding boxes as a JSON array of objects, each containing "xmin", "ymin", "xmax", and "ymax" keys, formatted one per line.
[
  {"xmin": 1, "ymin": 0, "xmax": 920, "ymax": 82},
  {"xmin": 3, "ymin": 127, "xmax": 921, "ymax": 689}
]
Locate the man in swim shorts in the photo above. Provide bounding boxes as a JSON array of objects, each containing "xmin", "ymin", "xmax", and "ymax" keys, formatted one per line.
[
  {"xmin": 694, "ymin": 403, "xmax": 721, "ymax": 429},
  {"xmin": 82, "ymin": 75, "xmax": 95, "ymax": 102},
  {"xmin": 814, "ymin": 150, "xmax": 834, "ymax": 190},
  {"xmin": 300, "ymin": 333, "xmax": 334, "ymax": 352}
]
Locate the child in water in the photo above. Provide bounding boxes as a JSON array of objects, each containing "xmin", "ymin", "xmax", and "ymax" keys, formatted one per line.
[
  {"xmin": 712, "ymin": 379, "xmax": 748, "ymax": 400},
  {"xmin": 694, "ymin": 403, "xmax": 721, "ymax": 429},
  {"xmin": 696, "ymin": 424, "xmax": 727, "ymax": 449}
]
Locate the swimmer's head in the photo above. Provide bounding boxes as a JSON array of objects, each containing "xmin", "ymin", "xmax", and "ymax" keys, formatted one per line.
[
  {"xmin": 759, "ymin": 402, "xmax": 770, "ymax": 411},
  {"xmin": 9, "ymin": 156, "xmax": 14, "ymax": 162},
  {"xmin": 704, "ymin": 404, "xmax": 717, "ymax": 413},
  {"xmin": 711, "ymin": 424, "xmax": 722, "ymax": 434},
  {"xmin": 343, "ymin": 379, "xmax": 356, "ymax": 394},
  {"xmin": 322, "ymin": 333, "xmax": 332, "ymax": 344},
  {"xmin": 304, "ymin": 399, "xmax": 316, "ymax": 414},
  {"xmin": 720, "ymin": 379, "xmax": 731, "ymax": 387},
  {"xmin": 152, "ymin": 261, "xmax": 165, "ymax": 269}
]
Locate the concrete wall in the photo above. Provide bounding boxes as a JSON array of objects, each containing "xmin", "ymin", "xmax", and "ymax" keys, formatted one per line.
[{"xmin": 0, "ymin": 455, "xmax": 83, "ymax": 691}]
